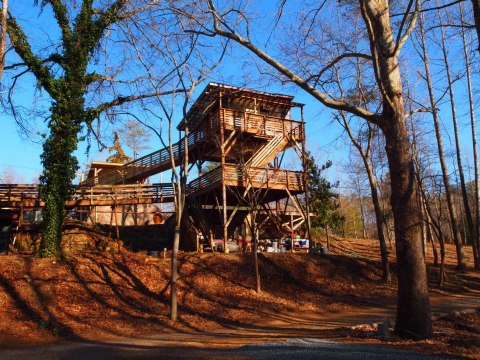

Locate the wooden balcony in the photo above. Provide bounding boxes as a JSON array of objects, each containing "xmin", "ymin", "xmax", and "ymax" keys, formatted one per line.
[
  {"xmin": 188, "ymin": 164, "xmax": 305, "ymax": 196},
  {"xmin": 208, "ymin": 108, "xmax": 305, "ymax": 141}
]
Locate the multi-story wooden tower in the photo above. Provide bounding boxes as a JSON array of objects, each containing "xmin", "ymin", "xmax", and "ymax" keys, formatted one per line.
[
  {"xmin": 82, "ymin": 83, "xmax": 309, "ymax": 250},
  {"xmin": 177, "ymin": 83, "xmax": 308, "ymax": 249},
  {"xmin": 1, "ymin": 83, "xmax": 309, "ymax": 251}
]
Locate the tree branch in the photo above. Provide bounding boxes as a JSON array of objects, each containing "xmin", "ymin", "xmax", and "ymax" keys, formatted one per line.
[
  {"xmin": 392, "ymin": 0, "xmax": 465, "ymax": 17},
  {"xmin": 192, "ymin": 0, "xmax": 378, "ymax": 123},
  {"xmin": 305, "ymin": 52, "xmax": 373, "ymax": 85},
  {"xmin": 393, "ymin": 0, "xmax": 420, "ymax": 57},
  {"xmin": 6, "ymin": 13, "xmax": 58, "ymax": 97},
  {"xmin": 0, "ymin": 0, "xmax": 7, "ymax": 81},
  {"xmin": 86, "ymin": 89, "xmax": 188, "ymax": 120},
  {"xmin": 45, "ymin": 0, "xmax": 73, "ymax": 47}
]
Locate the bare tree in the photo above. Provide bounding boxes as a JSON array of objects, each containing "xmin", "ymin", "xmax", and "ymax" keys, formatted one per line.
[
  {"xmin": 460, "ymin": 3, "xmax": 480, "ymax": 268},
  {"xmin": 171, "ymin": 0, "xmax": 432, "ymax": 339},
  {"xmin": 119, "ymin": 17, "xmax": 228, "ymax": 320},
  {"xmin": 118, "ymin": 119, "xmax": 152, "ymax": 159},
  {"xmin": 0, "ymin": 166, "xmax": 23, "ymax": 183},
  {"xmin": 410, "ymin": 115, "xmax": 447, "ymax": 285},
  {"xmin": 336, "ymin": 112, "xmax": 391, "ymax": 283},
  {"xmin": 332, "ymin": 56, "xmax": 391, "ymax": 283},
  {"xmin": 437, "ymin": 7, "xmax": 479, "ymax": 269},
  {"xmin": 415, "ymin": 12, "xmax": 466, "ymax": 269}
]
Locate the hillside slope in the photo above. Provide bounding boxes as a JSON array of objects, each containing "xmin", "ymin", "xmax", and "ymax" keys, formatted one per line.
[{"xmin": 0, "ymin": 235, "xmax": 478, "ymax": 354}]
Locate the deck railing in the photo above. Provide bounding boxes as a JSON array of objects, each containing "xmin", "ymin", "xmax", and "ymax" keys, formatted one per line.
[
  {"xmin": 188, "ymin": 164, "xmax": 305, "ymax": 194},
  {"xmin": 0, "ymin": 184, "xmax": 40, "ymax": 202},
  {"xmin": 0, "ymin": 183, "xmax": 174, "ymax": 206},
  {"xmin": 72, "ymin": 183, "xmax": 174, "ymax": 203},
  {"xmin": 221, "ymin": 109, "xmax": 304, "ymax": 140},
  {"xmin": 83, "ymin": 108, "xmax": 304, "ymax": 186}
]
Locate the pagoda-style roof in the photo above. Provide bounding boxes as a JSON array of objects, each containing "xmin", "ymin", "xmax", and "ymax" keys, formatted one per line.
[{"xmin": 177, "ymin": 82, "xmax": 303, "ymax": 131}]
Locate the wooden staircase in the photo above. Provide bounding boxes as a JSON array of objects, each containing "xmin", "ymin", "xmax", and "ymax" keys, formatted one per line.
[
  {"xmin": 245, "ymin": 134, "xmax": 288, "ymax": 168},
  {"xmin": 83, "ymin": 129, "xmax": 208, "ymax": 185}
]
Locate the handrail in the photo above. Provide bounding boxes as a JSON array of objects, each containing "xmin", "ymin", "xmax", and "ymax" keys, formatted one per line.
[
  {"xmin": 187, "ymin": 164, "xmax": 305, "ymax": 194},
  {"xmin": 83, "ymin": 108, "xmax": 304, "ymax": 186},
  {"xmin": 222, "ymin": 109, "xmax": 304, "ymax": 139},
  {"xmin": 82, "ymin": 125, "xmax": 210, "ymax": 186},
  {"xmin": 0, "ymin": 183, "xmax": 175, "ymax": 205}
]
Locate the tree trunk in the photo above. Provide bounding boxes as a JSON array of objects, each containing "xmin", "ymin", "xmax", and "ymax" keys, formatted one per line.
[
  {"xmin": 439, "ymin": 12, "xmax": 476, "ymax": 268},
  {"xmin": 325, "ymin": 224, "xmax": 330, "ymax": 249},
  {"xmin": 383, "ymin": 120, "xmax": 432, "ymax": 340},
  {"xmin": 438, "ymin": 230, "xmax": 446, "ymax": 288},
  {"xmin": 471, "ymin": 0, "xmax": 480, "ymax": 53},
  {"xmin": 418, "ymin": 14, "xmax": 466, "ymax": 270},
  {"xmin": 0, "ymin": 0, "xmax": 7, "ymax": 80},
  {"xmin": 367, "ymin": 171, "xmax": 391, "ymax": 283},
  {"xmin": 349, "ymin": 135, "xmax": 390, "ymax": 283},
  {"xmin": 358, "ymin": 179, "xmax": 368, "ymax": 239},
  {"xmin": 252, "ymin": 222, "xmax": 261, "ymax": 293},
  {"xmin": 423, "ymin": 198, "xmax": 438, "ymax": 266},
  {"xmin": 359, "ymin": 0, "xmax": 432, "ymax": 339},
  {"xmin": 429, "ymin": 225, "xmax": 439, "ymax": 267},
  {"xmin": 170, "ymin": 225, "xmax": 180, "ymax": 321},
  {"xmin": 40, "ymin": 103, "xmax": 81, "ymax": 257}
]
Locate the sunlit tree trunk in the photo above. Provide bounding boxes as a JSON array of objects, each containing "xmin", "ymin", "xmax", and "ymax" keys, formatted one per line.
[
  {"xmin": 170, "ymin": 126, "xmax": 189, "ymax": 321},
  {"xmin": 0, "ymin": 0, "xmax": 7, "ymax": 80},
  {"xmin": 251, "ymin": 216, "xmax": 261, "ymax": 293},
  {"xmin": 359, "ymin": 0, "xmax": 432, "ymax": 339}
]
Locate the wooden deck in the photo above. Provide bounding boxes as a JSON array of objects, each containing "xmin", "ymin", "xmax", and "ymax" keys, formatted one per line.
[
  {"xmin": 0, "ymin": 184, "xmax": 174, "ymax": 208},
  {"xmin": 188, "ymin": 164, "xmax": 305, "ymax": 197}
]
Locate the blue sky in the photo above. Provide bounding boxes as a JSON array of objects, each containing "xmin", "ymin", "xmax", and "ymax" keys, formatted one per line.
[
  {"xmin": 0, "ymin": 1, "xmax": 342, "ymax": 185},
  {"xmin": 1, "ymin": 1, "xmax": 478, "ymax": 192}
]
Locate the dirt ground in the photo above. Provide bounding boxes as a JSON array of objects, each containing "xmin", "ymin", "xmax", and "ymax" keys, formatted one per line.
[{"xmin": 0, "ymin": 231, "xmax": 479, "ymax": 358}]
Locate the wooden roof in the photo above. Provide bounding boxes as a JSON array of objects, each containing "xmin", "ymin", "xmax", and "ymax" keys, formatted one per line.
[
  {"xmin": 177, "ymin": 82, "xmax": 303, "ymax": 131},
  {"xmin": 85, "ymin": 161, "xmax": 124, "ymax": 180}
]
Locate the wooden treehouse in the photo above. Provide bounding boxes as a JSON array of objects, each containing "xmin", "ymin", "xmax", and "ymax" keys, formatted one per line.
[{"xmin": 0, "ymin": 83, "xmax": 311, "ymax": 251}]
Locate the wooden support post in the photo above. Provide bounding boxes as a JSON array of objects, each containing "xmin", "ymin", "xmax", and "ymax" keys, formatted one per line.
[
  {"xmin": 220, "ymin": 90, "xmax": 229, "ymax": 253},
  {"xmin": 290, "ymin": 214, "xmax": 294, "ymax": 253},
  {"xmin": 300, "ymin": 105, "xmax": 312, "ymax": 245}
]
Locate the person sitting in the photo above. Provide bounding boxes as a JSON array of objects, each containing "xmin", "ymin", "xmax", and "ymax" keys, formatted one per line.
[{"xmin": 237, "ymin": 235, "xmax": 251, "ymax": 252}]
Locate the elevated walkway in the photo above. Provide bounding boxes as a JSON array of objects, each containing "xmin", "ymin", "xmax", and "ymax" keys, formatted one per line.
[{"xmin": 0, "ymin": 183, "xmax": 174, "ymax": 209}]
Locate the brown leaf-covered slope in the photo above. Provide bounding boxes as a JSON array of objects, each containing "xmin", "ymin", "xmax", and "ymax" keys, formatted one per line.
[{"xmin": 0, "ymin": 230, "xmax": 478, "ymax": 356}]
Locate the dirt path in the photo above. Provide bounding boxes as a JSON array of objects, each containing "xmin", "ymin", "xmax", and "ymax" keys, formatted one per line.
[{"xmin": 1, "ymin": 292, "xmax": 477, "ymax": 359}]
